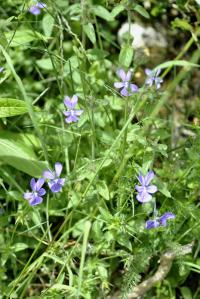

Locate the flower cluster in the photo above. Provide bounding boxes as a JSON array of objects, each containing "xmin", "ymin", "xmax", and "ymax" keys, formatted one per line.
[
  {"xmin": 146, "ymin": 212, "xmax": 175, "ymax": 229},
  {"xmin": 145, "ymin": 68, "xmax": 163, "ymax": 90},
  {"xmin": 43, "ymin": 162, "xmax": 65, "ymax": 193},
  {"xmin": 135, "ymin": 171, "xmax": 157, "ymax": 203},
  {"xmin": 114, "ymin": 67, "xmax": 163, "ymax": 96},
  {"xmin": 24, "ymin": 163, "xmax": 65, "ymax": 206},
  {"xmin": 114, "ymin": 69, "xmax": 138, "ymax": 96},
  {"xmin": 29, "ymin": 2, "xmax": 46, "ymax": 15},
  {"xmin": 63, "ymin": 95, "xmax": 83, "ymax": 124},
  {"xmin": 24, "ymin": 178, "xmax": 46, "ymax": 206},
  {"xmin": 135, "ymin": 170, "xmax": 175, "ymax": 230}
]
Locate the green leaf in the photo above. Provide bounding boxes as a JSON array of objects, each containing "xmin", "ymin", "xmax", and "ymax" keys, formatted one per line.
[
  {"xmin": 0, "ymin": 132, "xmax": 47, "ymax": 177},
  {"xmin": 42, "ymin": 14, "xmax": 55, "ymax": 37},
  {"xmin": 180, "ymin": 287, "xmax": 193, "ymax": 299},
  {"xmin": 0, "ymin": 131, "xmax": 41, "ymax": 149},
  {"xmin": 156, "ymin": 181, "xmax": 171, "ymax": 198},
  {"xmin": 117, "ymin": 235, "xmax": 132, "ymax": 251},
  {"xmin": 0, "ymin": 30, "xmax": 8, "ymax": 47},
  {"xmin": 172, "ymin": 18, "xmax": 192, "ymax": 31},
  {"xmin": 12, "ymin": 243, "xmax": 28, "ymax": 252},
  {"xmin": 99, "ymin": 207, "xmax": 113, "ymax": 222},
  {"xmin": 92, "ymin": 5, "xmax": 114, "ymax": 22},
  {"xmin": 111, "ymin": 4, "xmax": 125, "ymax": 18},
  {"xmin": 133, "ymin": 4, "xmax": 150, "ymax": 19},
  {"xmin": 97, "ymin": 181, "xmax": 110, "ymax": 200},
  {"xmin": 36, "ymin": 58, "xmax": 53, "ymax": 70},
  {"xmin": 83, "ymin": 23, "xmax": 96, "ymax": 44},
  {"xmin": 155, "ymin": 60, "xmax": 200, "ymax": 70},
  {"xmin": 64, "ymin": 56, "xmax": 79, "ymax": 74},
  {"xmin": 5, "ymin": 30, "xmax": 49, "ymax": 47},
  {"xmin": 119, "ymin": 45, "xmax": 134, "ymax": 68},
  {"xmin": 0, "ymin": 98, "xmax": 28, "ymax": 118},
  {"xmin": 98, "ymin": 265, "xmax": 108, "ymax": 279},
  {"xmin": 86, "ymin": 48, "xmax": 109, "ymax": 60},
  {"xmin": 49, "ymin": 284, "xmax": 71, "ymax": 292}
]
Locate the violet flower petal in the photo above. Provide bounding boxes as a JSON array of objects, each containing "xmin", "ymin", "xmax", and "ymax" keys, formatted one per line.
[
  {"xmin": 144, "ymin": 171, "xmax": 154, "ymax": 185},
  {"xmin": 72, "ymin": 94, "xmax": 78, "ymax": 104},
  {"xmin": 135, "ymin": 185, "xmax": 144, "ymax": 192},
  {"xmin": 117, "ymin": 69, "xmax": 126, "ymax": 81},
  {"xmin": 114, "ymin": 82, "xmax": 124, "ymax": 89},
  {"xmin": 58, "ymin": 178, "xmax": 65, "ymax": 186},
  {"xmin": 30, "ymin": 178, "xmax": 36, "ymax": 191},
  {"xmin": 146, "ymin": 185, "xmax": 157, "ymax": 194},
  {"xmin": 37, "ymin": 2, "xmax": 46, "ymax": 8},
  {"xmin": 160, "ymin": 212, "xmax": 175, "ymax": 226},
  {"xmin": 138, "ymin": 174, "xmax": 145, "ymax": 186},
  {"xmin": 35, "ymin": 178, "xmax": 45, "ymax": 191},
  {"xmin": 125, "ymin": 70, "xmax": 132, "ymax": 81},
  {"xmin": 120, "ymin": 87, "xmax": 129, "ymax": 96},
  {"xmin": 156, "ymin": 83, "xmax": 161, "ymax": 90},
  {"xmin": 37, "ymin": 188, "xmax": 46, "ymax": 196},
  {"xmin": 130, "ymin": 84, "xmax": 138, "ymax": 92},
  {"xmin": 65, "ymin": 114, "xmax": 78, "ymax": 123},
  {"xmin": 155, "ymin": 69, "xmax": 161, "ymax": 76},
  {"xmin": 55, "ymin": 162, "xmax": 62, "ymax": 177},
  {"xmin": 75, "ymin": 110, "xmax": 83, "ymax": 116},
  {"xmin": 24, "ymin": 192, "xmax": 33, "ymax": 200},
  {"xmin": 146, "ymin": 78, "xmax": 154, "ymax": 86},
  {"xmin": 43, "ymin": 169, "xmax": 55, "ymax": 180},
  {"xmin": 136, "ymin": 191, "xmax": 152, "ymax": 203},
  {"xmin": 29, "ymin": 6, "xmax": 41, "ymax": 15},
  {"xmin": 145, "ymin": 68, "xmax": 152, "ymax": 76},
  {"xmin": 30, "ymin": 196, "xmax": 43, "ymax": 206},
  {"xmin": 146, "ymin": 219, "xmax": 160, "ymax": 229},
  {"xmin": 49, "ymin": 182, "xmax": 63, "ymax": 193},
  {"xmin": 63, "ymin": 110, "xmax": 71, "ymax": 116},
  {"xmin": 64, "ymin": 96, "xmax": 71, "ymax": 108},
  {"xmin": 64, "ymin": 95, "xmax": 78, "ymax": 109}
]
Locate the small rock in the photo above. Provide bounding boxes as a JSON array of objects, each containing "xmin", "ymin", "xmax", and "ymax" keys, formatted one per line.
[
  {"xmin": 118, "ymin": 22, "xmax": 167, "ymax": 65},
  {"xmin": 118, "ymin": 22, "xmax": 167, "ymax": 49}
]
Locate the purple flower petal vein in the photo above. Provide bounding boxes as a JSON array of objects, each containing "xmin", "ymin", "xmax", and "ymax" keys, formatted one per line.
[{"xmin": 135, "ymin": 170, "xmax": 157, "ymax": 203}]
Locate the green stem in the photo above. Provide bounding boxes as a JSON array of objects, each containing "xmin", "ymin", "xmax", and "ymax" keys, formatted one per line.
[
  {"xmin": 52, "ymin": 97, "xmax": 146, "ymax": 241},
  {"xmin": 78, "ymin": 58, "xmax": 96, "ymax": 160},
  {"xmin": 82, "ymin": 97, "xmax": 145, "ymax": 199},
  {"xmin": 162, "ymin": 28, "xmax": 200, "ymax": 78},
  {"xmin": 81, "ymin": 0, "xmax": 86, "ymax": 48},
  {"xmin": 46, "ymin": 193, "xmax": 52, "ymax": 242},
  {"xmin": 121, "ymin": 99, "xmax": 129, "ymax": 158}
]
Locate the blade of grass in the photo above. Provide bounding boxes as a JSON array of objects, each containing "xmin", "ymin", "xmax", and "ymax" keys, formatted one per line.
[
  {"xmin": 7, "ymin": 228, "xmax": 49, "ymax": 298},
  {"xmin": 77, "ymin": 221, "xmax": 91, "ymax": 299}
]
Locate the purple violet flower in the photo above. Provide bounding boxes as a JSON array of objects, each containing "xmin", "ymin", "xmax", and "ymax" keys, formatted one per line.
[
  {"xmin": 43, "ymin": 162, "xmax": 65, "ymax": 193},
  {"xmin": 0, "ymin": 67, "xmax": 4, "ymax": 73},
  {"xmin": 146, "ymin": 212, "xmax": 176, "ymax": 229},
  {"xmin": 135, "ymin": 170, "xmax": 157, "ymax": 203},
  {"xmin": 146, "ymin": 219, "xmax": 160, "ymax": 229},
  {"xmin": 29, "ymin": 2, "xmax": 46, "ymax": 15},
  {"xmin": 24, "ymin": 178, "xmax": 46, "ymax": 206},
  {"xmin": 114, "ymin": 68, "xmax": 138, "ymax": 96},
  {"xmin": 145, "ymin": 68, "xmax": 163, "ymax": 90},
  {"xmin": 63, "ymin": 95, "xmax": 83, "ymax": 124},
  {"xmin": 159, "ymin": 212, "xmax": 176, "ymax": 226}
]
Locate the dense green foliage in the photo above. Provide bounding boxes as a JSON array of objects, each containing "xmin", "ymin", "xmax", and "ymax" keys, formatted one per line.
[{"xmin": 0, "ymin": 0, "xmax": 200, "ymax": 298}]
